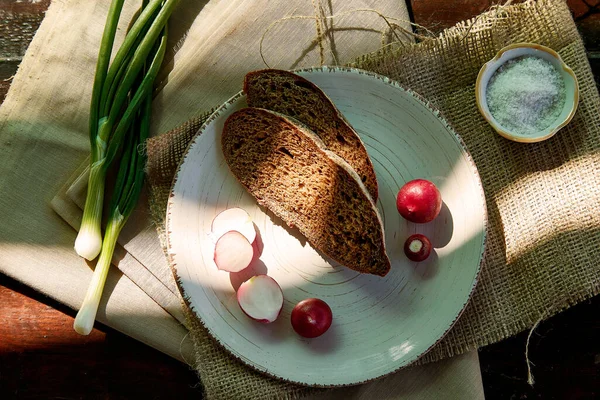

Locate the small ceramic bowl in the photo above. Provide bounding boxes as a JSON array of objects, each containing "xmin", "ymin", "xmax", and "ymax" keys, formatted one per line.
[{"xmin": 475, "ymin": 43, "xmax": 579, "ymax": 143}]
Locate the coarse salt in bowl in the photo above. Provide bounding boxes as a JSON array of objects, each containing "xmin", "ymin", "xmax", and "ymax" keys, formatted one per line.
[{"xmin": 475, "ymin": 43, "xmax": 579, "ymax": 143}]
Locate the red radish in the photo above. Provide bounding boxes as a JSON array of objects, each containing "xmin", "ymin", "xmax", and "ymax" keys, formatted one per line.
[
  {"xmin": 396, "ymin": 179, "xmax": 442, "ymax": 223},
  {"xmin": 214, "ymin": 231, "xmax": 254, "ymax": 272},
  {"xmin": 237, "ymin": 275, "xmax": 284, "ymax": 323},
  {"xmin": 211, "ymin": 207, "xmax": 256, "ymax": 243},
  {"xmin": 404, "ymin": 234, "xmax": 432, "ymax": 262},
  {"xmin": 291, "ymin": 298, "xmax": 333, "ymax": 338}
]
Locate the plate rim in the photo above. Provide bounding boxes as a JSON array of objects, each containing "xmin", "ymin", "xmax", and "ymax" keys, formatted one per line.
[{"xmin": 165, "ymin": 66, "xmax": 488, "ymax": 387}]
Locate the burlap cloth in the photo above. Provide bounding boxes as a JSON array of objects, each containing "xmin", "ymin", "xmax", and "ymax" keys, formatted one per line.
[{"xmin": 145, "ymin": 0, "xmax": 599, "ymax": 397}]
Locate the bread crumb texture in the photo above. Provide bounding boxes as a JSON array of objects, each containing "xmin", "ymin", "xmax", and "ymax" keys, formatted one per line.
[{"xmin": 244, "ymin": 69, "xmax": 379, "ymax": 201}]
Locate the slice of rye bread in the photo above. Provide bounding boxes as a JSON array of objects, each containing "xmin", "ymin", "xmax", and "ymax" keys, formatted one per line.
[
  {"xmin": 222, "ymin": 107, "xmax": 391, "ymax": 277},
  {"xmin": 244, "ymin": 69, "xmax": 379, "ymax": 202}
]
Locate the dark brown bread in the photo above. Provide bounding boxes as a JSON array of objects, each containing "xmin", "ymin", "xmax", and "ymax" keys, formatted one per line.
[
  {"xmin": 222, "ymin": 108, "xmax": 391, "ymax": 277},
  {"xmin": 244, "ymin": 69, "xmax": 379, "ymax": 202}
]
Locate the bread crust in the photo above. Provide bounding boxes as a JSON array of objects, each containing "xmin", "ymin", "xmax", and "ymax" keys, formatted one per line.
[{"xmin": 244, "ymin": 69, "xmax": 379, "ymax": 202}]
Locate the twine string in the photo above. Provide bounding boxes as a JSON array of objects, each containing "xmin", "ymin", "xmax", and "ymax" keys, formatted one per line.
[
  {"xmin": 525, "ymin": 317, "xmax": 543, "ymax": 386},
  {"xmin": 259, "ymin": 0, "xmax": 519, "ymax": 68},
  {"xmin": 259, "ymin": 8, "xmax": 436, "ymax": 68}
]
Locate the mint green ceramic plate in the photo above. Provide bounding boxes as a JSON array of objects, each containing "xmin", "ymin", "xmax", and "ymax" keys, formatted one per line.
[{"xmin": 166, "ymin": 67, "xmax": 487, "ymax": 387}]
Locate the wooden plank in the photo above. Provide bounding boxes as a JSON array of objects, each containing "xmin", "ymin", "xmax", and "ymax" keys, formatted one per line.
[
  {"xmin": 0, "ymin": 1, "xmax": 50, "ymax": 58},
  {"xmin": 479, "ymin": 297, "xmax": 600, "ymax": 399},
  {"xmin": 568, "ymin": 0, "xmax": 600, "ymax": 19},
  {"xmin": 0, "ymin": 0, "xmax": 51, "ymax": 14},
  {"xmin": 409, "ymin": 0, "xmax": 495, "ymax": 33},
  {"xmin": 0, "ymin": 274, "xmax": 201, "ymax": 399},
  {"xmin": 569, "ymin": 0, "xmax": 600, "ymax": 50},
  {"xmin": 0, "ymin": 60, "xmax": 18, "ymax": 104},
  {"xmin": 0, "ymin": 0, "xmax": 50, "ymax": 102}
]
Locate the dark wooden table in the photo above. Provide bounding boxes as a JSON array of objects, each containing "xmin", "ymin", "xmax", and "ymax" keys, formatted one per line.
[{"xmin": 1, "ymin": 1, "xmax": 598, "ymax": 399}]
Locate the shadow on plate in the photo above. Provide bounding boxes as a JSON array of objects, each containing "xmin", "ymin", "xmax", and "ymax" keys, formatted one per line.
[
  {"xmin": 229, "ymin": 260, "xmax": 268, "ymax": 292},
  {"xmin": 413, "ymin": 250, "xmax": 439, "ymax": 280},
  {"xmin": 431, "ymin": 201, "xmax": 454, "ymax": 249},
  {"xmin": 297, "ymin": 320, "xmax": 341, "ymax": 354}
]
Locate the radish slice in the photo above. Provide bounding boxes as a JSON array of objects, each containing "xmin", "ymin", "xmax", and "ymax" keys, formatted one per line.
[
  {"xmin": 211, "ymin": 208, "xmax": 256, "ymax": 243},
  {"xmin": 214, "ymin": 231, "xmax": 254, "ymax": 272},
  {"xmin": 237, "ymin": 275, "xmax": 284, "ymax": 323}
]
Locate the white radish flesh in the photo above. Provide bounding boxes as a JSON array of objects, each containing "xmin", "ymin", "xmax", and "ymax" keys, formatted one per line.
[
  {"xmin": 214, "ymin": 231, "xmax": 254, "ymax": 272},
  {"xmin": 237, "ymin": 275, "xmax": 284, "ymax": 323},
  {"xmin": 211, "ymin": 207, "xmax": 256, "ymax": 243}
]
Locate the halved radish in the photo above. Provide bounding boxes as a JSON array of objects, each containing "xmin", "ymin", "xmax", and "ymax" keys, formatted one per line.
[
  {"xmin": 404, "ymin": 233, "xmax": 432, "ymax": 262},
  {"xmin": 237, "ymin": 275, "xmax": 284, "ymax": 323},
  {"xmin": 211, "ymin": 207, "xmax": 256, "ymax": 243},
  {"xmin": 214, "ymin": 231, "xmax": 254, "ymax": 272}
]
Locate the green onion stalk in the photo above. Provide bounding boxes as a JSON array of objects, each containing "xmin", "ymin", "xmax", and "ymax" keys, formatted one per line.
[
  {"xmin": 74, "ymin": 0, "xmax": 179, "ymax": 260},
  {"xmin": 73, "ymin": 0, "xmax": 177, "ymax": 335}
]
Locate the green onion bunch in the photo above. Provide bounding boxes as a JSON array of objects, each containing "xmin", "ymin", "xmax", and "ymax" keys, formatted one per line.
[{"xmin": 74, "ymin": 0, "xmax": 179, "ymax": 335}]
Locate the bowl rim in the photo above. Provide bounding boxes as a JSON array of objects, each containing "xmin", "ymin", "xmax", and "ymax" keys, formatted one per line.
[{"xmin": 475, "ymin": 42, "xmax": 579, "ymax": 143}]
